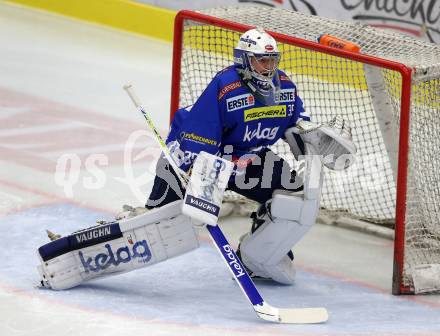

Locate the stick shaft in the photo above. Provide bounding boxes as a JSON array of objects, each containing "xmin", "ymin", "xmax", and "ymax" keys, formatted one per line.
[
  {"xmin": 206, "ymin": 224, "xmax": 264, "ymax": 305},
  {"xmin": 123, "ymin": 84, "xmax": 187, "ymax": 185}
]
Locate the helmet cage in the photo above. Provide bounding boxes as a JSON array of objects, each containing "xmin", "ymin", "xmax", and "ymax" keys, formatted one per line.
[
  {"xmin": 248, "ymin": 52, "xmax": 280, "ymax": 81},
  {"xmin": 234, "ymin": 48, "xmax": 280, "ymax": 81},
  {"xmin": 234, "ymin": 48, "xmax": 281, "ymax": 105}
]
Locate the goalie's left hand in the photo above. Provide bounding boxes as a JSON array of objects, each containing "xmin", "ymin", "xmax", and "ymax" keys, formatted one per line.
[{"xmin": 285, "ymin": 116, "xmax": 357, "ymax": 170}]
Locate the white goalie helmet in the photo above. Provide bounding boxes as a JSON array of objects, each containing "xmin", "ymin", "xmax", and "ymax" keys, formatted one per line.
[{"xmin": 234, "ymin": 28, "xmax": 281, "ymax": 105}]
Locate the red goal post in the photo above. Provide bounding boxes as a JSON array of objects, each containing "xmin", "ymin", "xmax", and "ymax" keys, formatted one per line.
[{"xmin": 169, "ymin": 7, "xmax": 440, "ymax": 295}]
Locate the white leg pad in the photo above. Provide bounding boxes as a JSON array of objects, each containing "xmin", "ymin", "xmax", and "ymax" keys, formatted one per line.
[
  {"xmin": 37, "ymin": 201, "xmax": 199, "ymax": 290},
  {"xmin": 240, "ymin": 192, "xmax": 319, "ymax": 285}
]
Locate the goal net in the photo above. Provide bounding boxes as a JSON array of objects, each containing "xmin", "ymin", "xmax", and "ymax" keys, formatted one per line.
[{"xmin": 170, "ymin": 6, "xmax": 440, "ymax": 294}]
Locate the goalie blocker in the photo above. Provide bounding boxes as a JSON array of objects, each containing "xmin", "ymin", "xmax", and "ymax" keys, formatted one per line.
[
  {"xmin": 37, "ymin": 200, "xmax": 198, "ymax": 290},
  {"xmin": 182, "ymin": 151, "xmax": 234, "ymax": 225}
]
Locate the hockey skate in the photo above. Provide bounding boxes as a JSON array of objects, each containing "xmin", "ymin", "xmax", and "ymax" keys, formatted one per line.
[
  {"xmin": 46, "ymin": 229, "xmax": 61, "ymax": 241},
  {"xmin": 115, "ymin": 204, "xmax": 148, "ymax": 221}
]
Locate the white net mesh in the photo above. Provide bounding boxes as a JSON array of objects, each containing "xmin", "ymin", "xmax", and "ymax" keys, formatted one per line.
[{"xmin": 174, "ymin": 6, "xmax": 440, "ymax": 293}]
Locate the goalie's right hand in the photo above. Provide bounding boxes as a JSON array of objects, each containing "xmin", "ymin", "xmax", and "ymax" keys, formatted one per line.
[{"xmin": 181, "ymin": 151, "xmax": 234, "ymax": 226}]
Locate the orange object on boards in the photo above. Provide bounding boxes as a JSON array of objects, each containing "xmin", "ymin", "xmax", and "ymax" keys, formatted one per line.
[{"xmin": 318, "ymin": 34, "xmax": 361, "ymax": 53}]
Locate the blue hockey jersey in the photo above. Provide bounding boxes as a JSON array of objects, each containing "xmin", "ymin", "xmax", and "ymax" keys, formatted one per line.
[{"xmin": 167, "ymin": 66, "xmax": 309, "ymax": 171}]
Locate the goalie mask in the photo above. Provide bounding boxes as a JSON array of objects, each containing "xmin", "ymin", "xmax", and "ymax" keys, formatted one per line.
[{"xmin": 234, "ymin": 28, "xmax": 281, "ymax": 106}]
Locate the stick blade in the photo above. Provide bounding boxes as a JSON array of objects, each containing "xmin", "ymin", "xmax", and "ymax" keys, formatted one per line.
[
  {"xmin": 255, "ymin": 303, "xmax": 328, "ymax": 324},
  {"xmin": 276, "ymin": 307, "xmax": 328, "ymax": 324}
]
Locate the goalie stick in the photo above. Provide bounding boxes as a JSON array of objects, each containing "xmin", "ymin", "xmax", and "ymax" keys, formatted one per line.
[{"xmin": 123, "ymin": 84, "xmax": 328, "ymax": 324}]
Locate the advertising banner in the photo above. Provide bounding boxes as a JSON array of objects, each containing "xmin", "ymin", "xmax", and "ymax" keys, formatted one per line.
[{"xmin": 138, "ymin": 0, "xmax": 439, "ymax": 43}]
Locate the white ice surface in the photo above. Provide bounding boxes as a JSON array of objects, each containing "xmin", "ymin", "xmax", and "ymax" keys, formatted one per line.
[
  {"xmin": 0, "ymin": 3, "xmax": 439, "ymax": 336},
  {"xmin": 2, "ymin": 204, "xmax": 440, "ymax": 336}
]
